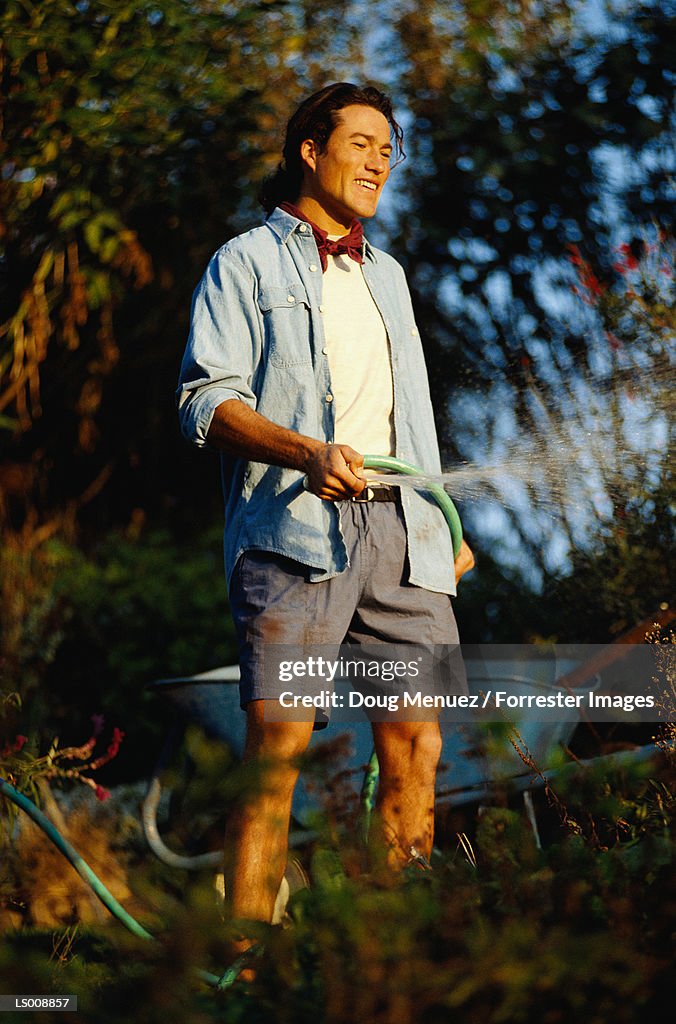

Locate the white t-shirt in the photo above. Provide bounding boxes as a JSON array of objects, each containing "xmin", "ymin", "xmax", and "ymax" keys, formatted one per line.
[{"xmin": 321, "ymin": 250, "xmax": 395, "ymax": 459}]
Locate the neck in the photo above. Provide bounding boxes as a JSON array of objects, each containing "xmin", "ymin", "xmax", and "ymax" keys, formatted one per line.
[{"xmin": 293, "ymin": 195, "xmax": 355, "ymax": 235}]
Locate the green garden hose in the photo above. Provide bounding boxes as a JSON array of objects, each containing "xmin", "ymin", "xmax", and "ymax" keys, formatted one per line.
[
  {"xmin": 363, "ymin": 454, "xmax": 463, "ymax": 558},
  {"xmin": 359, "ymin": 749, "xmax": 380, "ymax": 843},
  {"xmin": 0, "ymin": 775, "xmax": 229, "ymax": 988},
  {"xmin": 359, "ymin": 456, "xmax": 464, "ymax": 828}
]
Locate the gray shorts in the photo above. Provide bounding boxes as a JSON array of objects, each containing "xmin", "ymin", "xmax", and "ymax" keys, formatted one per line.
[{"xmin": 228, "ymin": 499, "xmax": 465, "ymax": 724}]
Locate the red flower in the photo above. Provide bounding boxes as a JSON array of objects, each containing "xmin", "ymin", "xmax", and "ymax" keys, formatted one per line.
[
  {"xmin": 566, "ymin": 243, "xmax": 584, "ymax": 266},
  {"xmin": 584, "ymin": 272, "xmax": 605, "ymax": 297},
  {"xmin": 566, "ymin": 245, "xmax": 606, "ymax": 302},
  {"xmin": 613, "ymin": 243, "xmax": 639, "ymax": 274},
  {"xmin": 94, "ymin": 785, "xmax": 111, "ymax": 802},
  {"xmin": 106, "ymin": 727, "xmax": 125, "ymax": 759},
  {"xmin": 88, "ymin": 726, "xmax": 125, "ymax": 770},
  {"xmin": 1, "ymin": 734, "xmax": 28, "ymax": 758}
]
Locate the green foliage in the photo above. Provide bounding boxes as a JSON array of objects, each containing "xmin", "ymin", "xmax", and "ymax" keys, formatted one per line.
[
  {"xmin": 0, "ymin": 752, "xmax": 674, "ymax": 1023},
  {"xmin": 1, "ymin": 0, "xmax": 362, "ymax": 530},
  {"xmin": 544, "ymin": 475, "xmax": 674, "ymax": 640},
  {"xmin": 1, "ymin": 526, "xmax": 238, "ymax": 781},
  {"xmin": 453, "ymin": 547, "xmax": 552, "ymax": 642},
  {"xmin": 389, "ymin": 0, "xmax": 673, "ymax": 374},
  {"xmin": 51, "ymin": 526, "xmax": 236, "ymax": 686}
]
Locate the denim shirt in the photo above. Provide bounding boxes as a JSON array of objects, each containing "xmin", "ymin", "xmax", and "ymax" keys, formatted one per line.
[{"xmin": 177, "ymin": 207, "xmax": 456, "ymax": 595}]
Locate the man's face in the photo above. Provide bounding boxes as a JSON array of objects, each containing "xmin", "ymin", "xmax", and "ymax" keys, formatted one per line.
[{"xmin": 299, "ymin": 104, "xmax": 393, "ymax": 231}]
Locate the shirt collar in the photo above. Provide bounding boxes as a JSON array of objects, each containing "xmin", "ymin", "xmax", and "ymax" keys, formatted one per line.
[{"xmin": 265, "ymin": 206, "xmax": 378, "ymax": 263}]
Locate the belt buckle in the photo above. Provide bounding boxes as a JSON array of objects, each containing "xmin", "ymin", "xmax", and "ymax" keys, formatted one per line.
[{"xmin": 352, "ymin": 486, "xmax": 375, "ymax": 502}]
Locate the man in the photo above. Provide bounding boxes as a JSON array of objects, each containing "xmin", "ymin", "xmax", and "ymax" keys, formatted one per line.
[{"xmin": 177, "ymin": 82, "xmax": 473, "ymax": 950}]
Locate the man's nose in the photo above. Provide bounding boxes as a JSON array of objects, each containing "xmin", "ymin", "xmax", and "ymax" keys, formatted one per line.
[{"xmin": 366, "ymin": 149, "xmax": 389, "ymax": 175}]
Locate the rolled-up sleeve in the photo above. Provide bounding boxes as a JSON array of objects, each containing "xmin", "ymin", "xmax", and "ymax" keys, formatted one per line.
[{"xmin": 177, "ymin": 250, "xmax": 260, "ymax": 447}]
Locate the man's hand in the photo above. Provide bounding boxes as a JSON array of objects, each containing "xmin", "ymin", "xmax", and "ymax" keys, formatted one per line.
[
  {"xmin": 206, "ymin": 402, "xmax": 366, "ymax": 501},
  {"xmin": 454, "ymin": 539, "xmax": 475, "ymax": 584},
  {"xmin": 304, "ymin": 444, "xmax": 366, "ymax": 500}
]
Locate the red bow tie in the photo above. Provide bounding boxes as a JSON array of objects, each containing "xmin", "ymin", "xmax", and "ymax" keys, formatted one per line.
[{"xmin": 279, "ymin": 202, "xmax": 364, "ymax": 273}]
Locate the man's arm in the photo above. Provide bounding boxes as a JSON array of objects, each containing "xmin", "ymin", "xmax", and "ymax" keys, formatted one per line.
[
  {"xmin": 206, "ymin": 398, "xmax": 366, "ymax": 501},
  {"xmin": 178, "ymin": 251, "xmax": 365, "ymax": 500},
  {"xmin": 210, "ymin": 400, "xmax": 474, "ymax": 579}
]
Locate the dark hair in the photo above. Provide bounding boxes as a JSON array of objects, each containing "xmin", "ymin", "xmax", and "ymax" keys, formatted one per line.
[{"xmin": 259, "ymin": 82, "xmax": 405, "ymax": 214}]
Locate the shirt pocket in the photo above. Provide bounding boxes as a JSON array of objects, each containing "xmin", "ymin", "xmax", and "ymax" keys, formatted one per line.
[{"xmin": 257, "ymin": 285, "xmax": 314, "ymax": 367}]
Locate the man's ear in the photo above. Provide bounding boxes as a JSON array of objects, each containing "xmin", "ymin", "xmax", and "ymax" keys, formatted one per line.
[{"xmin": 300, "ymin": 138, "xmax": 318, "ymax": 174}]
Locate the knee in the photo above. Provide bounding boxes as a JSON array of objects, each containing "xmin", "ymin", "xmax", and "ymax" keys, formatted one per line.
[
  {"xmin": 411, "ymin": 722, "xmax": 443, "ymax": 768},
  {"xmin": 375, "ymin": 720, "xmax": 442, "ymax": 772},
  {"xmin": 261, "ymin": 728, "xmax": 312, "ymax": 764},
  {"xmin": 244, "ymin": 705, "xmax": 314, "ymax": 765}
]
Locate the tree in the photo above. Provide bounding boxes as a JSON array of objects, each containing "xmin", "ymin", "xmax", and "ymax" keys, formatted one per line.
[
  {"xmin": 0, "ymin": 0, "xmax": 363, "ymax": 539},
  {"xmin": 382, "ymin": 0, "xmax": 674, "ymax": 631}
]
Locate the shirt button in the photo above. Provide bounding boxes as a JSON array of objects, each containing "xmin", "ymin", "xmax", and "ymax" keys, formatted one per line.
[
  {"xmin": 411, "ymin": 327, "xmax": 418, "ymax": 335},
  {"xmin": 325, "ymin": 393, "xmax": 333, "ymax": 403},
  {"xmin": 299, "ymin": 224, "xmax": 308, "ymax": 232},
  {"xmin": 319, "ymin": 304, "xmax": 326, "ymax": 313},
  {"xmin": 322, "ymin": 347, "xmax": 328, "ymax": 355},
  {"xmin": 309, "ymin": 264, "xmax": 318, "ymax": 272},
  {"xmin": 287, "ymin": 295, "xmax": 295, "ymax": 303}
]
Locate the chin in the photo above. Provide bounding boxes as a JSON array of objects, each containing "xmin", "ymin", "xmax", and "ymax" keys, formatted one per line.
[{"xmin": 352, "ymin": 202, "xmax": 379, "ymax": 220}]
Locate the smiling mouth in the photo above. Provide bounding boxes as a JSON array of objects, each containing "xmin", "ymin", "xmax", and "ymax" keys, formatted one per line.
[{"xmin": 355, "ymin": 179, "xmax": 378, "ymax": 191}]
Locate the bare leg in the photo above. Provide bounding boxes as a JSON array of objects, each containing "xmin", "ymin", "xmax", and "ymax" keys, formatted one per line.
[
  {"xmin": 370, "ymin": 718, "xmax": 442, "ymax": 869},
  {"xmin": 223, "ymin": 701, "xmax": 314, "ymax": 964}
]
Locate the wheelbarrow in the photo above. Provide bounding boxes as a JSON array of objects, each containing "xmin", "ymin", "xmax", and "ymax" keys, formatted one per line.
[
  {"xmin": 141, "ymin": 651, "xmax": 599, "ymax": 866},
  {"xmin": 142, "ymin": 609, "xmax": 669, "ymax": 864}
]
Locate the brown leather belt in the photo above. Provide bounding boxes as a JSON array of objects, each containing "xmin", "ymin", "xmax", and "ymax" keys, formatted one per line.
[{"xmin": 351, "ymin": 485, "xmax": 399, "ymax": 503}]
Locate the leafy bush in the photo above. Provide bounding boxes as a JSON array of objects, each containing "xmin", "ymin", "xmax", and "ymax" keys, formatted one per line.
[
  {"xmin": 1, "ymin": 526, "xmax": 238, "ymax": 782},
  {"xmin": 0, "ymin": 745, "xmax": 674, "ymax": 1024}
]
